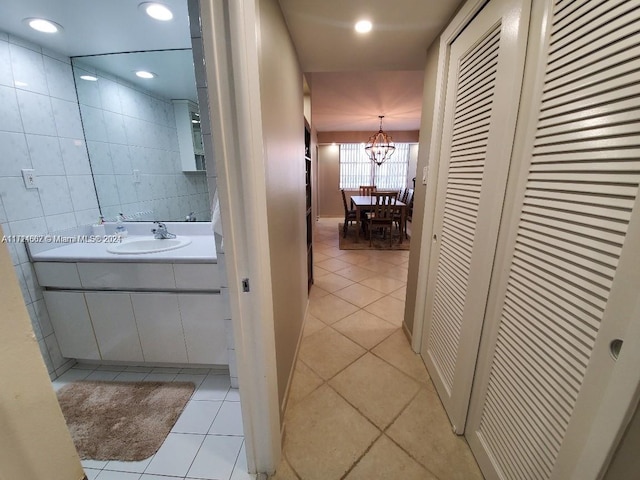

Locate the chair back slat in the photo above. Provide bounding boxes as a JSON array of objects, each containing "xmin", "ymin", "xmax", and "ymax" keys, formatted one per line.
[
  {"xmin": 359, "ymin": 185, "xmax": 376, "ymax": 196},
  {"xmin": 370, "ymin": 192, "xmax": 395, "ymax": 220}
]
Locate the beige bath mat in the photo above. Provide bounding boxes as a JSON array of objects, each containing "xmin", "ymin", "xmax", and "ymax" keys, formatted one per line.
[{"xmin": 57, "ymin": 380, "xmax": 194, "ymax": 461}]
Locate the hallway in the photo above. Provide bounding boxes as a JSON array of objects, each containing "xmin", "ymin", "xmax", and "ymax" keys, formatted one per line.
[{"xmin": 271, "ymin": 218, "xmax": 483, "ymax": 479}]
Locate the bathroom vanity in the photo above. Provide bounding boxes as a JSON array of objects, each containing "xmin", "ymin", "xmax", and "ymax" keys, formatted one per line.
[{"xmin": 27, "ymin": 224, "xmax": 229, "ymax": 367}]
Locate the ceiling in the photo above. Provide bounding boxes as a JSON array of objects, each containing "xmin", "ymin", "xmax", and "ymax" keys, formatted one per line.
[{"xmin": 0, "ymin": 0, "xmax": 463, "ymax": 133}]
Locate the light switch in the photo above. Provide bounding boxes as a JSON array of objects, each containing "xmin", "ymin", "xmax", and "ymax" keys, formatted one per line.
[
  {"xmin": 422, "ymin": 166, "xmax": 428, "ymax": 185},
  {"xmin": 21, "ymin": 168, "xmax": 38, "ymax": 189}
]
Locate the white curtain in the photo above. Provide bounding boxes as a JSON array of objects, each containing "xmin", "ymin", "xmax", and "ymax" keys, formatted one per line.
[{"xmin": 339, "ymin": 143, "xmax": 410, "ymax": 190}]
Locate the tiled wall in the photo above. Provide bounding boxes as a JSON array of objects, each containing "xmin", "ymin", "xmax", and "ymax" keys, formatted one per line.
[
  {"xmin": 72, "ymin": 61, "xmax": 210, "ymax": 222},
  {"xmin": 0, "ymin": 32, "xmax": 98, "ymax": 377}
]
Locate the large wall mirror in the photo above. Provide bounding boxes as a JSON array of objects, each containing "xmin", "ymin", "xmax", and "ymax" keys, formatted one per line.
[{"xmin": 72, "ymin": 48, "xmax": 211, "ymax": 222}]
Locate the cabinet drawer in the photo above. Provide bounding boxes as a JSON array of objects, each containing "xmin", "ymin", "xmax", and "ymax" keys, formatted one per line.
[
  {"xmin": 78, "ymin": 263, "xmax": 176, "ymax": 290},
  {"xmin": 174, "ymin": 263, "xmax": 221, "ymax": 290},
  {"xmin": 34, "ymin": 262, "xmax": 81, "ymax": 288}
]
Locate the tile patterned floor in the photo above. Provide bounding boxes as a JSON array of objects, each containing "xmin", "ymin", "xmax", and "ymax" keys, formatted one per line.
[
  {"xmin": 52, "ymin": 365, "xmax": 249, "ymax": 480},
  {"xmin": 271, "ymin": 218, "xmax": 483, "ymax": 480}
]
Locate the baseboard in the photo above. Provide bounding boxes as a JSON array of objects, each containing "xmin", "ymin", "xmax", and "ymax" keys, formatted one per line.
[
  {"xmin": 279, "ymin": 298, "xmax": 310, "ymax": 420},
  {"xmin": 402, "ymin": 321, "xmax": 412, "ymax": 344}
]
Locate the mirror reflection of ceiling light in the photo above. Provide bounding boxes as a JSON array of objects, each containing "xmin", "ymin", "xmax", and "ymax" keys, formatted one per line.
[
  {"xmin": 14, "ymin": 81, "xmax": 28, "ymax": 87},
  {"xmin": 140, "ymin": 2, "xmax": 174, "ymax": 21},
  {"xmin": 135, "ymin": 70, "xmax": 156, "ymax": 79},
  {"xmin": 80, "ymin": 75, "xmax": 98, "ymax": 81},
  {"xmin": 24, "ymin": 18, "xmax": 62, "ymax": 33},
  {"xmin": 354, "ymin": 20, "xmax": 372, "ymax": 34}
]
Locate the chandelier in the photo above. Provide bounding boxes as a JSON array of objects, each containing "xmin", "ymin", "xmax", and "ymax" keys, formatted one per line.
[{"xmin": 365, "ymin": 115, "xmax": 396, "ymax": 166}]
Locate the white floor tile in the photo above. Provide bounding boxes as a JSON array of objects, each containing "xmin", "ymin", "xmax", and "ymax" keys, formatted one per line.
[
  {"xmin": 104, "ymin": 455, "xmax": 154, "ymax": 474},
  {"xmin": 82, "ymin": 459, "xmax": 109, "ymax": 469},
  {"xmin": 52, "ymin": 367, "xmax": 91, "ymax": 390},
  {"xmin": 114, "ymin": 372, "xmax": 148, "ymax": 382},
  {"xmin": 231, "ymin": 442, "xmax": 251, "ymax": 480},
  {"xmin": 84, "ymin": 468, "xmax": 102, "ymax": 480},
  {"xmin": 209, "ymin": 401, "xmax": 244, "ymax": 436},
  {"xmin": 144, "ymin": 433, "xmax": 205, "ymax": 477},
  {"xmin": 174, "ymin": 373, "xmax": 207, "ymax": 388},
  {"xmin": 172, "ymin": 400, "xmax": 223, "ymax": 434},
  {"xmin": 85, "ymin": 370, "xmax": 120, "ymax": 382},
  {"xmin": 143, "ymin": 372, "xmax": 178, "ymax": 382},
  {"xmin": 187, "ymin": 435, "xmax": 244, "ymax": 480},
  {"xmin": 95, "ymin": 470, "xmax": 142, "ymax": 480},
  {"xmin": 225, "ymin": 388, "xmax": 241, "ymax": 402},
  {"xmin": 191, "ymin": 374, "xmax": 230, "ymax": 401}
]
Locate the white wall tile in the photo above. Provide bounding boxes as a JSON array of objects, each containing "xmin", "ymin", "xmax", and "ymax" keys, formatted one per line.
[
  {"xmin": 26, "ymin": 134, "xmax": 65, "ymax": 175},
  {"xmin": 21, "ymin": 261, "xmax": 43, "ymax": 301},
  {"xmin": 45, "ymin": 333, "xmax": 66, "ymax": 370},
  {"xmin": 109, "ymin": 144, "xmax": 132, "ymax": 173},
  {"xmin": 103, "ymin": 110, "xmax": 127, "ymax": 144},
  {"xmin": 0, "ymin": 176, "xmax": 44, "ymax": 221},
  {"xmin": 87, "ymin": 141, "xmax": 114, "ymax": 174},
  {"xmin": 0, "ymin": 131, "xmax": 30, "ymax": 176},
  {"xmin": 8, "ymin": 35, "xmax": 42, "ymax": 54},
  {"xmin": 0, "ymin": 39, "xmax": 13, "ymax": 87},
  {"xmin": 38, "ymin": 176, "xmax": 74, "ymax": 216},
  {"xmin": 9, "ymin": 43, "xmax": 48, "ymax": 95},
  {"xmin": 16, "ymin": 90, "xmax": 56, "ymax": 135},
  {"xmin": 32, "ymin": 298, "xmax": 53, "ymax": 337},
  {"xmin": 98, "ymin": 77, "xmax": 122, "ymax": 114},
  {"xmin": 43, "ymin": 56, "xmax": 76, "ymax": 101},
  {"xmin": 59, "ymin": 137, "xmax": 92, "ymax": 175},
  {"xmin": 75, "ymin": 207, "xmax": 101, "ymax": 226},
  {"xmin": 45, "ymin": 212, "xmax": 77, "ymax": 232},
  {"xmin": 79, "ymin": 105, "xmax": 108, "ymax": 141},
  {"xmin": 115, "ymin": 175, "xmax": 137, "ymax": 204},
  {"xmin": 67, "ymin": 175, "xmax": 99, "ymax": 211},
  {"xmin": 74, "ymin": 69, "xmax": 101, "ymax": 108},
  {"xmin": 51, "ymin": 98, "xmax": 84, "ymax": 138},
  {"xmin": 38, "ymin": 337, "xmax": 54, "ymax": 373},
  {"xmin": 93, "ymin": 174, "xmax": 120, "ymax": 206},
  {"xmin": 0, "ymin": 85, "xmax": 23, "ymax": 133}
]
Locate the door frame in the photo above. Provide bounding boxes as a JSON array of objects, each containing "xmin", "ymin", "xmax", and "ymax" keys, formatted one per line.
[
  {"xmin": 200, "ymin": 0, "xmax": 281, "ymax": 474},
  {"xmin": 411, "ymin": 0, "xmax": 489, "ymax": 355}
]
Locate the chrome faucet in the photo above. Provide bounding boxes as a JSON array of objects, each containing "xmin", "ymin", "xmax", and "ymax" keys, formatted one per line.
[
  {"xmin": 185, "ymin": 211, "xmax": 196, "ymax": 222},
  {"xmin": 152, "ymin": 222, "xmax": 176, "ymax": 239}
]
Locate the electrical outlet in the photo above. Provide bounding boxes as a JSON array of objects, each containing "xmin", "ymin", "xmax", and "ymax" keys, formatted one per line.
[
  {"xmin": 133, "ymin": 169, "xmax": 141, "ymax": 184},
  {"xmin": 21, "ymin": 168, "xmax": 38, "ymax": 189}
]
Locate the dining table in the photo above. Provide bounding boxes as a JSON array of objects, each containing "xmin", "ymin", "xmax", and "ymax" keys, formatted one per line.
[{"xmin": 350, "ymin": 195, "xmax": 407, "ymax": 244}]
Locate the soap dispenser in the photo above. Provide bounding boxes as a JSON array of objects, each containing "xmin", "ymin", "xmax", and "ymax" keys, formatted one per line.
[{"xmin": 115, "ymin": 213, "xmax": 128, "ymax": 238}]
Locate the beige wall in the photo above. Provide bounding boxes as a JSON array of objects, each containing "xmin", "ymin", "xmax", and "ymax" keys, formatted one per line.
[
  {"xmin": 257, "ymin": 0, "xmax": 307, "ymax": 413},
  {"xmin": 0, "ymin": 225, "xmax": 84, "ymax": 480},
  {"xmin": 603, "ymin": 402, "xmax": 640, "ymax": 479},
  {"xmin": 404, "ymin": 39, "xmax": 441, "ymax": 335},
  {"xmin": 318, "ymin": 130, "xmax": 419, "ymax": 144},
  {"xmin": 317, "ymin": 145, "xmax": 342, "ymax": 217}
]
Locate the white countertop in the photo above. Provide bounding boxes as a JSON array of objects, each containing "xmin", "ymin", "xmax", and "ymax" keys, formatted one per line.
[
  {"xmin": 27, "ymin": 224, "xmax": 218, "ymax": 263},
  {"xmin": 28, "ymin": 234, "xmax": 217, "ymax": 263}
]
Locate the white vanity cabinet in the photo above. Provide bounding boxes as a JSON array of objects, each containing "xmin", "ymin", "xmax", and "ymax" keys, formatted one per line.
[
  {"xmin": 35, "ymin": 261, "xmax": 227, "ymax": 366},
  {"xmin": 44, "ymin": 291, "xmax": 100, "ymax": 360}
]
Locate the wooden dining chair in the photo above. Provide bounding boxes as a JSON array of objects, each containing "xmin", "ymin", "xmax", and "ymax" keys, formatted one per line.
[
  {"xmin": 359, "ymin": 185, "xmax": 376, "ymax": 196},
  {"xmin": 341, "ymin": 189, "xmax": 357, "ymax": 238},
  {"xmin": 367, "ymin": 192, "xmax": 395, "ymax": 247}
]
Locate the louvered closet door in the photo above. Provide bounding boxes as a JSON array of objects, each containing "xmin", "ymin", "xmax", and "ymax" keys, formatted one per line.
[
  {"xmin": 419, "ymin": 0, "xmax": 530, "ymax": 432},
  {"xmin": 466, "ymin": 0, "xmax": 640, "ymax": 478}
]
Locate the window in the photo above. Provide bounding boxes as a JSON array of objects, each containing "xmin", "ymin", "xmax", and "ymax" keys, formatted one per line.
[{"xmin": 339, "ymin": 143, "xmax": 411, "ymax": 190}]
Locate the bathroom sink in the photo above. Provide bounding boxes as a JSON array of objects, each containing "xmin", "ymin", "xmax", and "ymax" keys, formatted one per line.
[{"xmin": 107, "ymin": 237, "xmax": 192, "ymax": 254}]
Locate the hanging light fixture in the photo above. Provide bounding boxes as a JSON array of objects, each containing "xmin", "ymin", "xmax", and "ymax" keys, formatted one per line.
[{"xmin": 365, "ymin": 115, "xmax": 396, "ymax": 166}]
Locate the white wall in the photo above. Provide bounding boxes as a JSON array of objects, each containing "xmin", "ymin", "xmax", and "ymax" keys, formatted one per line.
[
  {"xmin": 0, "ymin": 32, "xmax": 97, "ymax": 377},
  {"xmin": 73, "ymin": 62, "xmax": 210, "ymax": 222}
]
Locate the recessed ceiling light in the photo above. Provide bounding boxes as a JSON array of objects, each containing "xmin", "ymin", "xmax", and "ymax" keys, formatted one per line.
[
  {"xmin": 24, "ymin": 18, "xmax": 62, "ymax": 33},
  {"xmin": 80, "ymin": 75, "xmax": 98, "ymax": 82},
  {"xmin": 355, "ymin": 20, "xmax": 372, "ymax": 34},
  {"xmin": 135, "ymin": 70, "xmax": 156, "ymax": 79},
  {"xmin": 140, "ymin": 2, "xmax": 173, "ymax": 21}
]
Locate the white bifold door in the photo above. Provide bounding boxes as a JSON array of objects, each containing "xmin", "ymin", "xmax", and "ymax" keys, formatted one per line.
[
  {"xmin": 420, "ymin": 0, "xmax": 531, "ymax": 432},
  {"xmin": 465, "ymin": 0, "xmax": 640, "ymax": 478}
]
